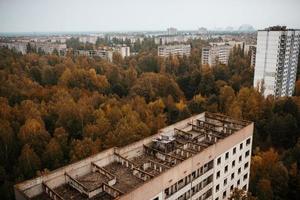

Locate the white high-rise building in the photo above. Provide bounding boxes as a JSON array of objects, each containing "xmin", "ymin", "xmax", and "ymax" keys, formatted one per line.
[{"xmin": 253, "ymin": 26, "xmax": 300, "ymax": 97}]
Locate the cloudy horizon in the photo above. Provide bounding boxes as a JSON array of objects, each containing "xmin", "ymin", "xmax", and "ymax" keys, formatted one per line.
[{"xmin": 0, "ymin": 0, "xmax": 300, "ymax": 33}]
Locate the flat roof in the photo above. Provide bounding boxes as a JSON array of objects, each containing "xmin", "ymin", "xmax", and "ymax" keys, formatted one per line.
[
  {"xmin": 258, "ymin": 26, "xmax": 300, "ymax": 31},
  {"xmin": 15, "ymin": 112, "xmax": 252, "ymax": 200}
]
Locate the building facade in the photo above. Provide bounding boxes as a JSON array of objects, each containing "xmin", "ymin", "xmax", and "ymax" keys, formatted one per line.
[
  {"xmin": 158, "ymin": 44, "xmax": 191, "ymax": 57},
  {"xmin": 0, "ymin": 42, "xmax": 27, "ymax": 54},
  {"xmin": 202, "ymin": 41, "xmax": 246, "ymax": 67},
  {"xmin": 201, "ymin": 41, "xmax": 245, "ymax": 66},
  {"xmin": 154, "ymin": 36, "xmax": 188, "ymax": 45},
  {"xmin": 253, "ymin": 26, "xmax": 300, "ymax": 97},
  {"xmin": 73, "ymin": 45, "xmax": 130, "ymax": 61},
  {"xmin": 114, "ymin": 46, "xmax": 130, "ymax": 58},
  {"xmin": 74, "ymin": 49, "xmax": 113, "ymax": 61},
  {"xmin": 0, "ymin": 42, "xmax": 67, "ymax": 55},
  {"xmin": 249, "ymin": 46, "xmax": 256, "ymax": 68},
  {"xmin": 202, "ymin": 44, "xmax": 231, "ymax": 66},
  {"xmin": 15, "ymin": 112, "xmax": 253, "ymax": 200},
  {"xmin": 34, "ymin": 42, "xmax": 67, "ymax": 55},
  {"xmin": 79, "ymin": 36, "xmax": 98, "ymax": 44},
  {"xmin": 244, "ymin": 45, "xmax": 257, "ymax": 68}
]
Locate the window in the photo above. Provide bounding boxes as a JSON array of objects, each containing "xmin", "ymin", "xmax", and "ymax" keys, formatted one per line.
[
  {"xmin": 223, "ymin": 191, "xmax": 227, "ymax": 198},
  {"xmin": 246, "ymin": 138, "xmax": 251, "ymax": 145},
  {"xmin": 191, "ymin": 186, "xmax": 195, "ymax": 195},
  {"xmin": 231, "ymin": 173, "xmax": 235, "ymax": 180},
  {"xmin": 239, "ymin": 155, "xmax": 242, "ymax": 162},
  {"xmin": 178, "ymin": 179, "xmax": 184, "ymax": 189},
  {"xmin": 216, "ymin": 184, "xmax": 220, "ymax": 192},
  {"xmin": 245, "ymin": 150, "xmax": 250, "ymax": 158},
  {"xmin": 237, "ymin": 179, "xmax": 240, "ymax": 185},
  {"xmin": 232, "ymin": 160, "xmax": 235, "ymax": 168},
  {"xmin": 224, "ymin": 178, "xmax": 227, "ymax": 186},
  {"xmin": 243, "ymin": 184, "xmax": 247, "ymax": 190},
  {"xmin": 243, "ymin": 173, "xmax": 248, "ymax": 181},
  {"xmin": 164, "ymin": 188, "xmax": 169, "ymax": 196},
  {"xmin": 230, "ymin": 185, "xmax": 234, "ymax": 191},
  {"xmin": 215, "ymin": 198, "xmax": 219, "ymax": 200},
  {"xmin": 233, "ymin": 147, "xmax": 236, "ymax": 155},
  {"xmin": 240, "ymin": 143, "xmax": 243, "ymax": 150},
  {"xmin": 225, "ymin": 165, "xmax": 228, "ymax": 173},
  {"xmin": 225, "ymin": 152, "xmax": 229, "ymax": 160},
  {"xmin": 217, "ymin": 171, "xmax": 220, "ymax": 179},
  {"xmin": 192, "ymin": 171, "xmax": 196, "ymax": 179},
  {"xmin": 217, "ymin": 157, "xmax": 221, "ymax": 165},
  {"xmin": 244, "ymin": 162, "xmax": 249, "ymax": 169},
  {"xmin": 238, "ymin": 167, "xmax": 241, "ymax": 174}
]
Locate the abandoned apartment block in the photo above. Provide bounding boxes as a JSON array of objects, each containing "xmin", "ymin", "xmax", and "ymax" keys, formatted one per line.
[{"xmin": 14, "ymin": 112, "xmax": 253, "ymax": 200}]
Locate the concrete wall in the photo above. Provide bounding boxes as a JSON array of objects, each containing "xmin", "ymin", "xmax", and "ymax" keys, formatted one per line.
[
  {"xmin": 15, "ymin": 114, "xmax": 205, "ymax": 199},
  {"xmin": 117, "ymin": 113, "xmax": 205, "ymax": 159},
  {"xmin": 119, "ymin": 123, "xmax": 253, "ymax": 200},
  {"xmin": 14, "ymin": 148, "xmax": 115, "ymax": 198},
  {"xmin": 15, "ymin": 112, "xmax": 252, "ymax": 200}
]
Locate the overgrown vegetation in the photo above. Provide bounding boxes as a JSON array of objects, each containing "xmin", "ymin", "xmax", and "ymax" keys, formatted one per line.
[{"xmin": 0, "ymin": 40, "xmax": 300, "ymax": 199}]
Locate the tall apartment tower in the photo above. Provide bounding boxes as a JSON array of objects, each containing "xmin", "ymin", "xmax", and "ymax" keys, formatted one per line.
[
  {"xmin": 15, "ymin": 112, "xmax": 253, "ymax": 200},
  {"xmin": 253, "ymin": 26, "xmax": 300, "ymax": 97}
]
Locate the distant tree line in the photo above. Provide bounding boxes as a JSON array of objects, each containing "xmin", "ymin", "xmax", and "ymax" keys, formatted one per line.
[{"xmin": 0, "ymin": 41, "xmax": 300, "ymax": 199}]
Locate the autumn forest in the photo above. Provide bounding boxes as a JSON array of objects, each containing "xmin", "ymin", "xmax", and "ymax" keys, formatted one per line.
[{"xmin": 0, "ymin": 38, "xmax": 300, "ymax": 200}]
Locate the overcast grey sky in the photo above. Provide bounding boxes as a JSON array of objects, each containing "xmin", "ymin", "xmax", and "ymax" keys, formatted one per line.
[{"xmin": 0, "ymin": 0, "xmax": 299, "ymax": 32}]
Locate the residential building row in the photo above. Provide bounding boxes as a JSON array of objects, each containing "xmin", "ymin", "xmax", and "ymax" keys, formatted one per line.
[
  {"xmin": 0, "ymin": 42, "xmax": 67, "ymax": 55},
  {"xmin": 158, "ymin": 44, "xmax": 191, "ymax": 57},
  {"xmin": 0, "ymin": 42, "xmax": 27, "ymax": 54},
  {"xmin": 74, "ymin": 46, "xmax": 130, "ymax": 61},
  {"xmin": 0, "ymin": 41, "xmax": 130, "ymax": 61}
]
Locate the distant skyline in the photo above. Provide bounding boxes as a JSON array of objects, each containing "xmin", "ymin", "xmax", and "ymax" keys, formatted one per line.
[{"xmin": 0, "ymin": 0, "xmax": 300, "ymax": 33}]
